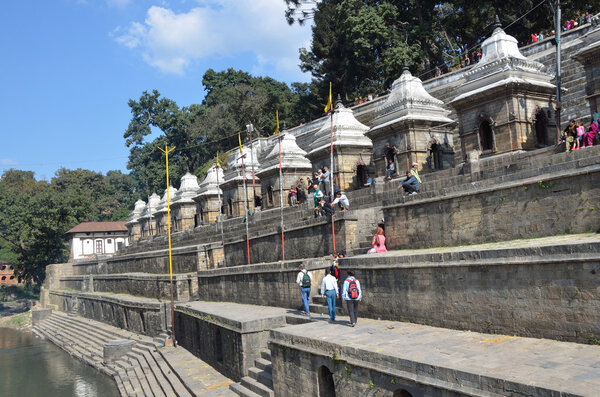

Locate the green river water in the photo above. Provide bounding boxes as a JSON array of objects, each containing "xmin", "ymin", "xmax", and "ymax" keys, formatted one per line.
[{"xmin": 0, "ymin": 327, "xmax": 120, "ymax": 397}]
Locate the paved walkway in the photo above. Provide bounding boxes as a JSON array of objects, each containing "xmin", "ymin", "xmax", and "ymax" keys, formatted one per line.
[
  {"xmin": 351, "ymin": 232, "xmax": 600, "ymax": 258},
  {"xmin": 272, "ymin": 317, "xmax": 600, "ymax": 396}
]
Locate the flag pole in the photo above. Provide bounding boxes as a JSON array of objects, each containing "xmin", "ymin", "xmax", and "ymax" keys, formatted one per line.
[
  {"xmin": 157, "ymin": 144, "xmax": 176, "ymax": 346},
  {"xmin": 324, "ymin": 83, "xmax": 337, "ymax": 253},
  {"xmin": 215, "ymin": 154, "xmax": 226, "ymax": 267},
  {"xmin": 238, "ymin": 133, "xmax": 251, "ymax": 264},
  {"xmin": 276, "ymin": 110, "xmax": 285, "ymax": 261}
]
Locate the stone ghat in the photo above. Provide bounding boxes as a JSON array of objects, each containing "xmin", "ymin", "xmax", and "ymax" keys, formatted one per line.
[
  {"xmin": 59, "ymin": 272, "xmax": 197, "ymax": 301},
  {"xmin": 117, "ymin": 145, "xmax": 600, "ymax": 267},
  {"xmin": 270, "ymin": 318, "xmax": 600, "ymax": 397},
  {"xmin": 32, "ymin": 311, "xmax": 235, "ymax": 397},
  {"xmin": 197, "ymin": 234, "xmax": 600, "ymax": 343},
  {"xmin": 48, "ymin": 290, "xmax": 169, "ymax": 336}
]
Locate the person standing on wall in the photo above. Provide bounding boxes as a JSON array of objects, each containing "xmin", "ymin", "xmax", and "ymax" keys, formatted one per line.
[
  {"xmin": 342, "ymin": 271, "xmax": 362, "ymax": 327},
  {"xmin": 296, "ymin": 264, "xmax": 312, "ymax": 316},
  {"xmin": 320, "ymin": 268, "xmax": 339, "ymax": 322}
]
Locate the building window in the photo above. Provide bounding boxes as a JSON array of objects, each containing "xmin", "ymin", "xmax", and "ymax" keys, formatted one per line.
[
  {"xmin": 95, "ymin": 240, "xmax": 103, "ymax": 254},
  {"xmin": 107, "ymin": 239, "xmax": 112, "ymax": 244}
]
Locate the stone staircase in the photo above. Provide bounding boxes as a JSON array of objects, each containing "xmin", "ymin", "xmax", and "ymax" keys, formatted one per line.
[
  {"xmin": 229, "ymin": 351, "xmax": 274, "ymax": 397},
  {"xmin": 310, "ymin": 295, "xmax": 346, "ymax": 316},
  {"xmin": 33, "ymin": 311, "xmax": 193, "ymax": 397}
]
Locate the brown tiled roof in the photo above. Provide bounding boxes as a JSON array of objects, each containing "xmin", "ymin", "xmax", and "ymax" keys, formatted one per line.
[{"xmin": 65, "ymin": 222, "xmax": 127, "ymax": 234}]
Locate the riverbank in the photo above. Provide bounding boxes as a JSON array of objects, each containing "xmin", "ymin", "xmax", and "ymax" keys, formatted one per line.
[{"xmin": 0, "ymin": 308, "xmax": 32, "ymax": 330}]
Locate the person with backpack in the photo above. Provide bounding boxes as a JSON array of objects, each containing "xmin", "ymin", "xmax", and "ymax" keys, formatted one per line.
[
  {"xmin": 296, "ymin": 264, "xmax": 313, "ymax": 316},
  {"xmin": 342, "ymin": 271, "xmax": 362, "ymax": 327}
]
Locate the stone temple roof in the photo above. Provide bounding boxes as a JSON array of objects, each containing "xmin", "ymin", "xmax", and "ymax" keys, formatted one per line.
[
  {"xmin": 126, "ymin": 199, "xmax": 146, "ymax": 224},
  {"xmin": 451, "ymin": 21, "xmax": 554, "ymax": 104},
  {"xmin": 223, "ymin": 145, "xmax": 261, "ymax": 184},
  {"xmin": 154, "ymin": 186, "xmax": 178, "ymax": 215},
  {"xmin": 257, "ymin": 132, "xmax": 312, "ymax": 175},
  {"xmin": 307, "ymin": 101, "xmax": 372, "ymax": 158},
  {"xmin": 141, "ymin": 193, "xmax": 161, "ymax": 220},
  {"xmin": 172, "ymin": 172, "xmax": 200, "ymax": 206},
  {"xmin": 370, "ymin": 67, "xmax": 454, "ymax": 131},
  {"xmin": 194, "ymin": 165, "xmax": 224, "ymax": 198}
]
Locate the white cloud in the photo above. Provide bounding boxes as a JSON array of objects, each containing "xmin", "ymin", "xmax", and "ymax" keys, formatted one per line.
[
  {"xmin": 113, "ymin": 0, "xmax": 312, "ymax": 80},
  {"xmin": 1, "ymin": 158, "xmax": 18, "ymax": 166}
]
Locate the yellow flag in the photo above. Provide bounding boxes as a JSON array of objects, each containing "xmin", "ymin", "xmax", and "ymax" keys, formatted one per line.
[
  {"xmin": 274, "ymin": 109, "xmax": 280, "ymax": 135},
  {"xmin": 216, "ymin": 151, "xmax": 220, "ymax": 167},
  {"xmin": 238, "ymin": 132, "xmax": 243, "ymax": 153},
  {"xmin": 324, "ymin": 82, "xmax": 332, "ymax": 113}
]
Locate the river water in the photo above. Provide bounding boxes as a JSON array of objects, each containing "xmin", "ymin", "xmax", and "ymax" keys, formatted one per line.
[{"xmin": 0, "ymin": 327, "xmax": 119, "ymax": 397}]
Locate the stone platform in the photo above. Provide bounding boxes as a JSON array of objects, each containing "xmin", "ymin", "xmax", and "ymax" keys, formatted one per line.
[{"xmin": 270, "ymin": 318, "xmax": 600, "ymax": 396}]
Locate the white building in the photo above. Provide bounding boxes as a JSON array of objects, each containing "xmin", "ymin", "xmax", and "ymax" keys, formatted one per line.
[{"xmin": 65, "ymin": 222, "xmax": 129, "ymax": 261}]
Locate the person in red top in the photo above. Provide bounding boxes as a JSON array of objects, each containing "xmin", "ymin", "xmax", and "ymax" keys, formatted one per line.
[{"xmin": 289, "ymin": 185, "xmax": 298, "ymax": 206}]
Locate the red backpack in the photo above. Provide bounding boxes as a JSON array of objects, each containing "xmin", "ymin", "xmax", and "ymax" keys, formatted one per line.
[{"xmin": 347, "ymin": 277, "xmax": 359, "ymax": 299}]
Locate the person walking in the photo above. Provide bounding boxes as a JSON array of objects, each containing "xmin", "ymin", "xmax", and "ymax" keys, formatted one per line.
[
  {"xmin": 296, "ymin": 264, "xmax": 312, "ymax": 316},
  {"xmin": 320, "ymin": 268, "xmax": 339, "ymax": 322},
  {"xmin": 342, "ymin": 271, "xmax": 362, "ymax": 327}
]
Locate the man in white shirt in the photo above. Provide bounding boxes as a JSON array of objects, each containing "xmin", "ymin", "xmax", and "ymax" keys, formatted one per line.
[
  {"xmin": 331, "ymin": 191, "xmax": 349, "ymax": 211},
  {"xmin": 296, "ymin": 264, "xmax": 312, "ymax": 316},
  {"xmin": 320, "ymin": 268, "xmax": 339, "ymax": 321}
]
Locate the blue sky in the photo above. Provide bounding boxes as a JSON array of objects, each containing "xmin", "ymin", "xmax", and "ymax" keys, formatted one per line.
[{"xmin": 0, "ymin": 0, "xmax": 312, "ymax": 180}]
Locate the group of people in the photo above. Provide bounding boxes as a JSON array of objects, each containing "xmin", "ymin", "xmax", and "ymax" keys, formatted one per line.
[
  {"xmin": 296, "ymin": 252, "xmax": 362, "ymax": 327},
  {"xmin": 530, "ymin": 12, "xmax": 594, "ymax": 43},
  {"xmin": 561, "ymin": 113, "xmax": 599, "ymax": 151}
]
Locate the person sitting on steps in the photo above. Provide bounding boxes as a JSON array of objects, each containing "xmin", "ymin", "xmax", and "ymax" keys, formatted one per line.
[{"xmin": 398, "ymin": 170, "xmax": 420, "ymax": 195}]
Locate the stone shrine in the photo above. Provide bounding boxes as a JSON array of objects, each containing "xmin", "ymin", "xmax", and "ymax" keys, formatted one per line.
[
  {"xmin": 256, "ymin": 132, "xmax": 312, "ymax": 208},
  {"xmin": 170, "ymin": 172, "xmax": 200, "ymax": 232},
  {"xmin": 306, "ymin": 99, "xmax": 373, "ymax": 191},
  {"xmin": 450, "ymin": 18, "xmax": 557, "ymax": 158},
  {"xmin": 368, "ymin": 65, "xmax": 456, "ymax": 176},
  {"xmin": 192, "ymin": 165, "xmax": 224, "ymax": 225}
]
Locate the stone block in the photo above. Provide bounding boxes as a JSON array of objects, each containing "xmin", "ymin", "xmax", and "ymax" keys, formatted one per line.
[
  {"xmin": 103, "ymin": 339, "xmax": 135, "ymax": 364},
  {"xmin": 31, "ymin": 308, "xmax": 52, "ymax": 325}
]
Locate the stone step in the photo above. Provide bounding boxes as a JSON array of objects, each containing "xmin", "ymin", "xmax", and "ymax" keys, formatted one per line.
[
  {"xmin": 229, "ymin": 382, "xmax": 262, "ymax": 397},
  {"xmin": 125, "ymin": 353, "xmax": 158, "ymax": 397},
  {"xmin": 247, "ymin": 367, "xmax": 273, "ymax": 389},
  {"xmin": 260, "ymin": 351, "xmax": 271, "ymax": 362},
  {"xmin": 149, "ymin": 348, "xmax": 193, "ymax": 397},
  {"xmin": 309, "ymin": 303, "xmax": 346, "ymax": 316},
  {"xmin": 44, "ymin": 316, "xmax": 109, "ymax": 350},
  {"xmin": 253, "ymin": 358, "xmax": 272, "ymax": 372},
  {"xmin": 40, "ymin": 318, "xmax": 103, "ymax": 360},
  {"xmin": 114, "ymin": 359, "xmax": 145, "ymax": 397},
  {"xmin": 52, "ymin": 312, "xmax": 126, "ymax": 342},
  {"xmin": 239, "ymin": 376, "xmax": 274, "ymax": 397},
  {"xmin": 130, "ymin": 347, "xmax": 177, "ymax": 397}
]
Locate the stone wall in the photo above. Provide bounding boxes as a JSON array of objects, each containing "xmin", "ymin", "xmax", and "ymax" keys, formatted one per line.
[
  {"xmin": 340, "ymin": 241, "xmax": 600, "ymax": 343},
  {"xmin": 197, "ymin": 258, "xmax": 329, "ymax": 309},
  {"xmin": 49, "ymin": 290, "xmax": 167, "ymax": 336},
  {"xmin": 384, "ymin": 162, "xmax": 600, "ymax": 250},
  {"xmin": 269, "ymin": 339, "xmax": 460, "ymax": 397},
  {"xmin": 71, "ymin": 243, "xmax": 223, "ymax": 275},
  {"xmin": 58, "ymin": 274, "xmax": 196, "ymax": 301},
  {"xmin": 223, "ymin": 212, "xmax": 361, "ymax": 266},
  {"xmin": 174, "ymin": 302, "xmax": 288, "ymax": 381}
]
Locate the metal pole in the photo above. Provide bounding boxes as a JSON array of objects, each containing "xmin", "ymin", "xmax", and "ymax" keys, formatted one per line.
[
  {"xmin": 238, "ymin": 138, "xmax": 251, "ymax": 264},
  {"xmin": 157, "ymin": 144, "xmax": 176, "ymax": 346},
  {"xmin": 329, "ymin": 110, "xmax": 336, "ymax": 253},
  {"xmin": 215, "ymin": 162, "xmax": 226, "ymax": 267},
  {"xmin": 247, "ymin": 123, "xmax": 257, "ymax": 210},
  {"xmin": 552, "ymin": 0, "xmax": 562, "ymax": 142},
  {"xmin": 278, "ymin": 129, "xmax": 285, "ymax": 261}
]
